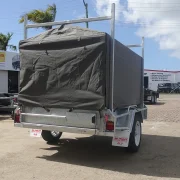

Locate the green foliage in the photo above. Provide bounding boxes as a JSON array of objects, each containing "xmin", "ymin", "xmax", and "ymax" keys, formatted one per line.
[
  {"xmin": 19, "ymin": 4, "xmax": 57, "ymax": 30},
  {"xmin": 0, "ymin": 33, "xmax": 16, "ymax": 51}
]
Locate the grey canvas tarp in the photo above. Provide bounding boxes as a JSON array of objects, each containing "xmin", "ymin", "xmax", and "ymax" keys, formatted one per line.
[
  {"xmin": 19, "ymin": 26, "xmax": 143, "ymax": 111},
  {"xmin": 113, "ymin": 39, "xmax": 142, "ymax": 109}
]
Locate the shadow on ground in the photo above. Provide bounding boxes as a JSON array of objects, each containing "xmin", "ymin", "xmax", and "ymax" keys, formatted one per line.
[
  {"xmin": 145, "ymin": 102, "xmax": 166, "ymax": 106},
  {"xmin": 0, "ymin": 112, "xmax": 12, "ymax": 121},
  {"xmin": 38, "ymin": 134, "xmax": 180, "ymax": 179}
]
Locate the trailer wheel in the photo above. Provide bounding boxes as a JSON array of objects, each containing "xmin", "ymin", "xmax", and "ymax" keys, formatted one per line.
[
  {"xmin": 41, "ymin": 130, "xmax": 62, "ymax": 143},
  {"xmin": 150, "ymin": 95, "xmax": 154, "ymax": 104},
  {"xmin": 151, "ymin": 95, "xmax": 157, "ymax": 104},
  {"xmin": 154, "ymin": 95, "xmax": 157, "ymax": 104},
  {"xmin": 127, "ymin": 115, "xmax": 142, "ymax": 153}
]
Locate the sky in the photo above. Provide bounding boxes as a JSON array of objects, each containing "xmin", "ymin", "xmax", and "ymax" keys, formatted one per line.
[{"xmin": 1, "ymin": 0, "xmax": 180, "ymax": 70}]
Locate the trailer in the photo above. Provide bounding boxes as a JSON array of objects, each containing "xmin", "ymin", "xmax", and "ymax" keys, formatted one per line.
[{"xmin": 14, "ymin": 3, "xmax": 147, "ymax": 153}]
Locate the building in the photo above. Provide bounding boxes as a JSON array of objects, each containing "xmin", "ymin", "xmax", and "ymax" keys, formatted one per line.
[
  {"xmin": 0, "ymin": 51, "xmax": 20, "ymax": 93},
  {"xmin": 144, "ymin": 69, "xmax": 180, "ymax": 91}
]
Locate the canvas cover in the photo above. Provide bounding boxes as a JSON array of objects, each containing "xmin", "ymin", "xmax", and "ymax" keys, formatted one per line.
[
  {"xmin": 19, "ymin": 26, "xmax": 143, "ymax": 111},
  {"xmin": 113, "ymin": 39, "xmax": 142, "ymax": 108}
]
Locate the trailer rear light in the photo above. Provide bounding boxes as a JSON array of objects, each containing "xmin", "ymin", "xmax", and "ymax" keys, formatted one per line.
[
  {"xmin": 105, "ymin": 114, "xmax": 109, "ymax": 122},
  {"xmin": 106, "ymin": 121, "xmax": 114, "ymax": 131},
  {"xmin": 13, "ymin": 98, "xmax": 17, "ymax": 103},
  {"xmin": 14, "ymin": 109, "xmax": 20, "ymax": 123}
]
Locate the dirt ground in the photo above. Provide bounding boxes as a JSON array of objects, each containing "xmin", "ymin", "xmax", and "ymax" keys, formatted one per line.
[{"xmin": 0, "ymin": 94, "xmax": 180, "ymax": 180}]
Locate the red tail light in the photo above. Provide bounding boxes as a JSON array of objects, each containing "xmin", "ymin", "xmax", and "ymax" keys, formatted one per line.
[
  {"xmin": 13, "ymin": 98, "xmax": 17, "ymax": 103},
  {"xmin": 106, "ymin": 121, "xmax": 114, "ymax": 131},
  {"xmin": 14, "ymin": 109, "xmax": 20, "ymax": 123}
]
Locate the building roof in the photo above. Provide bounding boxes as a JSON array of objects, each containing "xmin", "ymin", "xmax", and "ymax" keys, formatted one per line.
[{"xmin": 145, "ymin": 69, "xmax": 180, "ymax": 73}]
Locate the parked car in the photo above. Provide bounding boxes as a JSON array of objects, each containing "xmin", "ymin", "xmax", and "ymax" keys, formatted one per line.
[
  {"xmin": 158, "ymin": 83, "xmax": 179, "ymax": 93},
  {"xmin": 0, "ymin": 94, "xmax": 17, "ymax": 113},
  {"xmin": 0, "ymin": 94, "xmax": 11, "ymax": 107},
  {"xmin": 177, "ymin": 83, "xmax": 180, "ymax": 92}
]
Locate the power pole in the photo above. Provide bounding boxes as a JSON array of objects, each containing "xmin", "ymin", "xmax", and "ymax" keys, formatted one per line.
[{"xmin": 83, "ymin": 0, "xmax": 89, "ymax": 28}]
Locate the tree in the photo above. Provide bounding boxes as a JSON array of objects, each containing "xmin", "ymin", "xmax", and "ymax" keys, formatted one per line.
[
  {"xmin": 19, "ymin": 4, "xmax": 57, "ymax": 30},
  {"xmin": 0, "ymin": 33, "xmax": 16, "ymax": 51}
]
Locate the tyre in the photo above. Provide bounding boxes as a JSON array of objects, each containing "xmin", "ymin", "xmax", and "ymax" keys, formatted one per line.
[
  {"xmin": 41, "ymin": 130, "xmax": 62, "ymax": 143},
  {"xmin": 126, "ymin": 115, "xmax": 142, "ymax": 153},
  {"xmin": 150, "ymin": 95, "xmax": 154, "ymax": 104},
  {"xmin": 154, "ymin": 95, "xmax": 157, "ymax": 104},
  {"xmin": 150, "ymin": 95, "xmax": 157, "ymax": 104}
]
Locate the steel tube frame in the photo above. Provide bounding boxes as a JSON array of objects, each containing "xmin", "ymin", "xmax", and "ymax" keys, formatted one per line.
[
  {"xmin": 23, "ymin": 3, "xmax": 116, "ymax": 111},
  {"xmin": 26, "ymin": 16, "xmax": 111, "ymax": 29},
  {"xmin": 24, "ymin": 15, "xmax": 28, "ymax": 40},
  {"xmin": 126, "ymin": 37, "xmax": 145, "ymax": 108},
  {"xmin": 141, "ymin": 37, "xmax": 145, "ymax": 108},
  {"xmin": 110, "ymin": 3, "xmax": 116, "ymax": 111},
  {"xmin": 15, "ymin": 122, "xmax": 115, "ymax": 137}
]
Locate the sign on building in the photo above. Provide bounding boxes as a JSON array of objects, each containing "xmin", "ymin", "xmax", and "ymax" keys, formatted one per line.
[
  {"xmin": 144, "ymin": 69, "xmax": 179, "ymax": 91},
  {"xmin": 0, "ymin": 52, "xmax": 6, "ymax": 67},
  {"xmin": 0, "ymin": 51, "xmax": 20, "ymax": 71}
]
